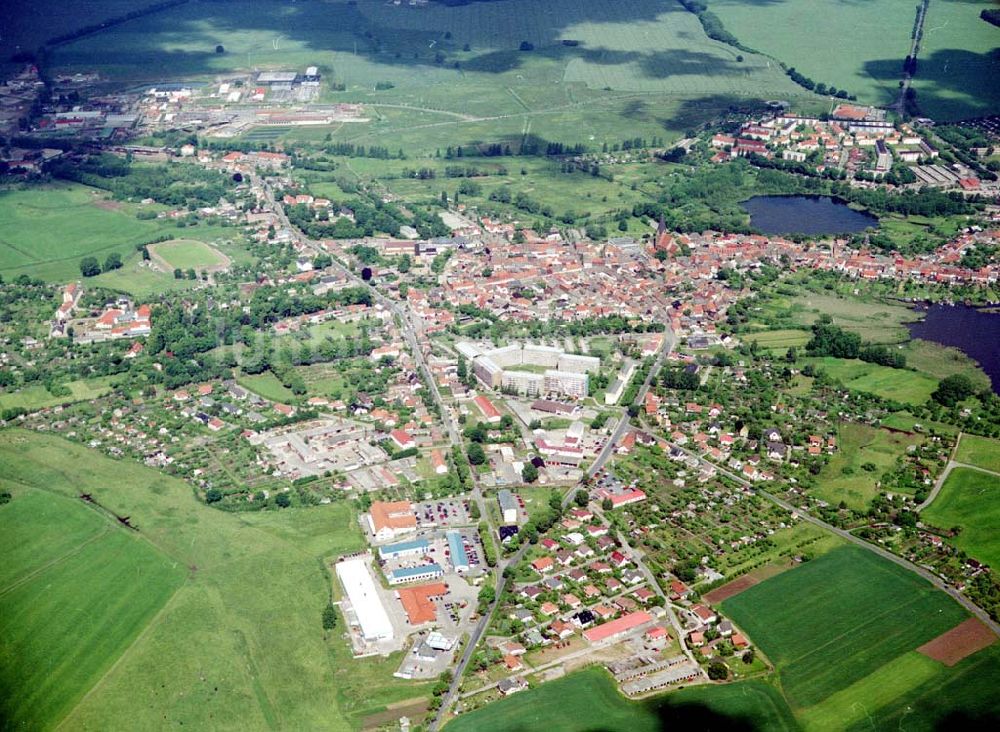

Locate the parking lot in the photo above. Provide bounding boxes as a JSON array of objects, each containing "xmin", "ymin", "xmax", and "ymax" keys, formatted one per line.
[
  {"xmin": 414, "ymin": 498, "xmax": 473, "ymax": 528},
  {"xmin": 378, "ymin": 530, "xmax": 484, "ymax": 576}
]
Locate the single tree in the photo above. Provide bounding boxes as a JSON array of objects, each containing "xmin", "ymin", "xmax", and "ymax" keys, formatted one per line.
[
  {"xmin": 322, "ymin": 603, "xmax": 338, "ymax": 630},
  {"xmin": 79, "ymin": 256, "xmax": 101, "ymax": 277}
]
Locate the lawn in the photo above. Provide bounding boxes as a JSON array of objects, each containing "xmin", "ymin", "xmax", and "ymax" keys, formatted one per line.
[
  {"xmin": 150, "ymin": 239, "xmax": 228, "ymax": 270},
  {"xmin": 0, "ymin": 376, "xmax": 115, "ymax": 412},
  {"xmin": 911, "ymin": 0, "xmax": 1000, "ymax": 121},
  {"xmin": 446, "ymin": 667, "xmax": 797, "ymax": 732},
  {"xmin": 0, "ymin": 183, "xmax": 176, "ymax": 282},
  {"xmin": 0, "ymin": 428, "xmax": 424, "ymax": 730},
  {"xmin": 238, "ymin": 370, "xmax": 296, "ymax": 402},
  {"xmin": 813, "ymin": 422, "xmax": 925, "ymax": 510},
  {"xmin": 802, "ymin": 356, "xmax": 937, "ymax": 405},
  {"xmin": 0, "ymin": 485, "xmax": 185, "ymax": 729},
  {"xmin": 955, "ymin": 433, "xmax": 1000, "ymax": 474},
  {"xmin": 721, "ymin": 545, "xmax": 968, "ymax": 710},
  {"xmin": 922, "ymin": 467, "xmax": 1000, "ymax": 569},
  {"xmin": 710, "ymin": 0, "xmax": 916, "ymax": 107}
]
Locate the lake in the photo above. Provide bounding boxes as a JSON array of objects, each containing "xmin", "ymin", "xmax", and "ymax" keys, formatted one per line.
[
  {"xmin": 742, "ymin": 195, "xmax": 878, "ymax": 236},
  {"xmin": 908, "ymin": 304, "xmax": 1000, "ymax": 394}
]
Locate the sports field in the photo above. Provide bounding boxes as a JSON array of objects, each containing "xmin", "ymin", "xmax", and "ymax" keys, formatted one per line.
[
  {"xmin": 150, "ymin": 239, "xmax": 229, "ymax": 271},
  {"xmin": 710, "ymin": 0, "xmax": 916, "ymax": 107},
  {"xmin": 0, "ymin": 183, "xmax": 173, "ymax": 282},
  {"xmin": 922, "ymin": 467, "xmax": 1000, "ymax": 569},
  {"xmin": 802, "ymin": 356, "xmax": 938, "ymax": 405},
  {"xmin": 955, "ymin": 433, "xmax": 1000, "ymax": 474},
  {"xmin": 445, "ymin": 667, "xmax": 797, "ymax": 732},
  {"xmin": 813, "ymin": 422, "xmax": 926, "ymax": 510},
  {"xmin": 721, "ymin": 545, "xmax": 969, "ymax": 710},
  {"xmin": 0, "ymin": 429, "xmax": 426, "ymax": 730},
  {"xmin": 912, "ymin": 0, "xmax": 1000, "ymax": 121}
]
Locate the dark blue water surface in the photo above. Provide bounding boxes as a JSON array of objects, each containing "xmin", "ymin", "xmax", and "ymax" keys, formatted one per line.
[
  {"xmin": 742, "ymin": 195, "xmax": 878, "ymax": 236},
  {"xmin": 908, "ymin": 304, "xmax": 1000, "ymax": 394}
]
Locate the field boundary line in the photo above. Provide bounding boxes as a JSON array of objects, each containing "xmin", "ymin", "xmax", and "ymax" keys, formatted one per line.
[
  {"xmin": 0, "ymin": 523, "xmax": 111, "ymax": 597},
  {"xmin": 53, "ymin": 582, "xmax": 188, "ymax": 731},
  {"xmin": 781, "ymin": 592, "xmax": 928, "ymax": 670}
]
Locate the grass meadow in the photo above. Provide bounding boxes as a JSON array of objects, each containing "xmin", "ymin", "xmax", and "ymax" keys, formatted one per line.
[
  {"xmin": 445, "ymin": 667, "xmax": 797, "ymax": 732},
  {"xmin": 0, "ymin": 376, "xmax": 115, "ymax": 412},
  {"xmin": 814, "ymin": 422, "xmax": 925, "ymax": 509},
  {"xmin": 955, "ymin": 434, "xmax": 1000, "ymax": 474},
  {"xmin": 0, "ymin": 183, "xmax": 175, "ymax": 282},
  {"xmin": 710, "ymin": 0, "xmax": 917, "ymax": 107},
  {"xmin": 0, "ymin": 429, "xmax": 429, "ymax": 730},
  {"xmin": 0, "ymin": 484, "xmax": 185, "ymax": 728},
  {"xmin": 802, "ymin": 356, "xmax": 938, "ymax": 404},
  {"xmin": 721, "ymin": 545, "xmax": 968, "ymax": 710},
  {"xmin": 238, "ymin": 370, "xmax": 297, "ymax": 402},
  {"xmin": 922, "ymin": 467, "xmax": 1000, "ymax": 569},
  {"xmin": 42, "ymin": 0, "xmax": 814, "ymax": 153},
  {"xmin": 787, "ymin": 293, "xmax": 916, "ymax": 344}
]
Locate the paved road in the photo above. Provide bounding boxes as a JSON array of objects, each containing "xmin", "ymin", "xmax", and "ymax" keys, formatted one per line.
[
  {"xmin": 658, "ymin": 437, "xmax": 1000, "ymax": 637},
  {"xmin": 920, "ymin": 460, "xmax": 1000, "ymax": 512},
  {"xmin": 917, "ymin": 431, "xmax": 963, "ymax": 511},
  {"xmin": 429, "ymin": 330, "xmax": 675, "ymax": 729}
]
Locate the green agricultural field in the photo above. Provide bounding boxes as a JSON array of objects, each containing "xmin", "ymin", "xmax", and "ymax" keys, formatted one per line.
[
  {"xmin": 0, "ymin": 376, "xmax": 115, "ymax": 413},
  {"xmin": 912, "ymin": 0, "xmax": 1000, "ymax": 121},
  {"xmin": 0, "ymin": 484, "xmax": 185, "ymax": 729},
  {"xmin": 842, "ymin": 644, "xmax": 1000, "ymax": 731},
  {"xmin": 0, "ymin": 429, "xmax": 425, "ymax": 730},
  {"xmin": 743, "ymin": 328, "xmax": 811, "ymax": 350},
  {"xmin": 721, "ymin": 545, "xmax": 968, "ymax": 710},
  {"xmin": 446, "ymin": 667, "xmax": 797, "ymax": 732},
  {"xmin": 710, "ymin": 0, "xmax": 916, "ymax": 107},
  {"xmin": 802, "ymin": 356, "xmax": 938, "ymax": 405},
  {"xmin": 922, "ymin": 467, "xmax": 1000, "ymax": 569},
  {"xmin": 813, "ymin": 422, "xmax": 925, "ymax": 510},
  {"xmin": 0, "ymin": 183, "xmax": 175, "ymax": 282},
  {"xmin": 955, "ymin": 434, "xmax": 1000, "ymax": 474},
  {"xmin": 45, "ymin": 0, "xmax": 813, "ymax": 153},
  {"xmin": 150, "ymin": 239, "xmax": 228, "ymax": 270}
]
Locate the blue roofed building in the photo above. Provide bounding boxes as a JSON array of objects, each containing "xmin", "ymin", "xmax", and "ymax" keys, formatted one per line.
[
  {"xmin": 378, "ymin": 538, "xmax": 430, "ymax": 560},
  {"xmin": 447, "ymin": 530, "xmax": 470, "ymax": 572},
  {"xmin": 388, "ymin": 563, "xmax": 444, "ymax": 585}
]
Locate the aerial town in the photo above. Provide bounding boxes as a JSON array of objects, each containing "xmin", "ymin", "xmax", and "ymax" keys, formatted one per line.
[{"xmin": 3, "ymin": 1, "xmax": 1000, "ymax": 731}]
